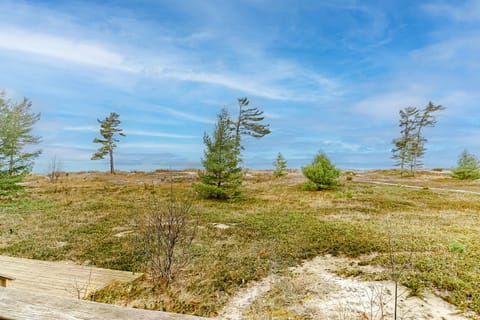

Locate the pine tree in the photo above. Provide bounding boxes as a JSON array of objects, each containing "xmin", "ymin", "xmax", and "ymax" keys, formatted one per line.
[
  {"xmin": 195, "ymin": 109, "xmax": 242, "ymax": 199},
  {"xmin": 231, "ymin": 97, "xmax": 271, "ymax": 153},
  {"xmin": 0, "ymin": 93, "xmax": 41, "ymax": 176},
  {"xmin": 91, "ymin": 112, "xmax": 125, "ymax": 174},
  {"xmin": 410, "ymin": 102, "xmax": 445, "ymax": 173},
  {"xmin": 392, "ymin": 107, "xmax": 418, "ymax": 175},
  {"xmin": 0, "ymin": 92, "xmax": 41, "ymax": 197},
  {"xmin": 451, "ymin": 150, "xmax": 480, "ymax": 180},
  {"xmin": 302, "ymin": 152, "xmax": 340, "ymax": 190},
  {"xmin": 273, "ymin": 152, "xmax": 288, "ymax": 177},
  {"xmin": 392, "ymin": 102, "xmax": 444, "ymax": 176}
]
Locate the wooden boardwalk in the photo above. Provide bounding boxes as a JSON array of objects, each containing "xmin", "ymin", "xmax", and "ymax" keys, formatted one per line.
[
  {"xmin": 0, "ymin": 287, "xmax": 208, "ymax": 320},
  {"xmin": 0, "ymin": 255, "xmax": 209, "ymax": 319},
  {"xmin": 0, "ymin": 255, "xmax": 140, "ymax": 298}
]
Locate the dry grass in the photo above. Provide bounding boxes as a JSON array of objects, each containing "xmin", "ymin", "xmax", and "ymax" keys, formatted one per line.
[{"xmin": 0, "ymin": 169, "xmax": 479, "ymax": 317}]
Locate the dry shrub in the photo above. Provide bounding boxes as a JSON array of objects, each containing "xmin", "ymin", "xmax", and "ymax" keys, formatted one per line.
[{"xmin": 137, "ymin": 189, "xmax": 197, "ymax": 287}]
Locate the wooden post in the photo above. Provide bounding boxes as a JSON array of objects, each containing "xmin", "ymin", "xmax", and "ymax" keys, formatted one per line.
[{"xmin": 0, "ymin": 274, "xmax": 15, "ymax": 287}]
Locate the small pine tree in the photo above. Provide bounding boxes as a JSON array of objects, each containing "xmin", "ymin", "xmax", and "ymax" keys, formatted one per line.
[
  {"xmin": 91, "ymin": 112, "xmax": 125, "ymax": 174},
  {"xmin": 302, "ymin": 152, "xmax": 340, "ymax": 190},
  {"xmin": 195, "ymin": 109, "xmax": 242, "ymax": 199},
  {"xmin": 273, "ymin": 152, "xmax": 287, "ymax": 177},
  {"xmin": 451, "ymin": 150, "xmax": 480, "ymax": 180}
]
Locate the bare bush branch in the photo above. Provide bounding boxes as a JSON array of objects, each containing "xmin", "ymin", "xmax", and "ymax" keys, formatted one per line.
[{"xmin": 137, "ymin": 188, "xmax": 197, "ymax": 286}]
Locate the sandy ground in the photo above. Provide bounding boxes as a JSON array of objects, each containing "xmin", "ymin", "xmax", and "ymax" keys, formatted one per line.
[{"xmin": 218, "ymin": 255, "xmax": 471, "ymax": 320}]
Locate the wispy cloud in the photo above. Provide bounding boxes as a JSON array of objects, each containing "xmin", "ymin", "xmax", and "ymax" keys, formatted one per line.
[
  {"xmin": 63, "ymin": 126, "xmax": 196, "ymax": 139},
  {"xmin": 0, "ymin": 1, "xmax": 342, "ymax": 103},
  {"xmin": 352, "ymin": 91, "xmax": 429, "ymax": 120},
  {"xmin": 423, "ymin": 1, "xmax": 480, "ymax": 22},
  {"xmin": 410, "ymin": 35, "xmax": 480, "ymax": 70},
  {"xmin": 120, "ymin": 142, "xmax": 202, "ymax": 151},
  {"xmin": 0, "ymin": 27, "xmax": 138, "ymax": 72},
  {"xmin": 157, "ymin": 106, "xmax": 215, "ymax": 124},
  {"xmin": 127, "ymin": 130, "xmax": 196, "ymax": 139},
  {"xmin": 63, "ymin": 126, "xmax": 97, "ymax": 132}
]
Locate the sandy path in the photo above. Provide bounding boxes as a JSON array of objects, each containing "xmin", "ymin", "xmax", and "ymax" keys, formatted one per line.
[
  {"xmin": 218, "ymin": 255, "xmax": 470, "ymax": 319},
  {"xmin": 354, "ymin": 179, "xmax": 480, "ymax": 195}
]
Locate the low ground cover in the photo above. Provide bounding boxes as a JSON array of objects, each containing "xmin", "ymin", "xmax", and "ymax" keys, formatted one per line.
[{"xmin": 0, "ymin": 170, "xmax": 479, "ymax": 317}]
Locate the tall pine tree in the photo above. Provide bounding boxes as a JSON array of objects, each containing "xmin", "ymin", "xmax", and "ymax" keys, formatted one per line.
[
  {"xmin": 91, "ymin": 112, "xmax": 125, "ymax": 174},
  {"xmin": 195, "ymin": 109, "xmax": 242, "ymax": 199},
  {"xmin": 392, "ymin": 102, "xmax": 444, "ymax": 176},
  {"xmin": 392, "ymin": 107, "xmax": 419, "ymax": 175}
]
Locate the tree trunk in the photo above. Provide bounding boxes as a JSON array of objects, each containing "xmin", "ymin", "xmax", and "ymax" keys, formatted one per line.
[
  {"xmin": 9, "ymin": 154, "xmax": 14, "ymax": 176},
  {"xmin": 109, "ymin": 149, "xmax": 114, "ymax": 174}
]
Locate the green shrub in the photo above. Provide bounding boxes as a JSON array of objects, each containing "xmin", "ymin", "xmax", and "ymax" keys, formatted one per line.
[
  {"xmin": 449, "ymin": 241, "xmax": 466, "ymax": 253},
  {"xmin": 194, "ymin": 183, "xmax": 239, "ymax": 200},
  {"xmin": 301, "ymin": 152, "xmax": 340, "ymax": 190},
  {"xmin": 451, "ymin": 150, "xmax": 480, "ymax": 180}
]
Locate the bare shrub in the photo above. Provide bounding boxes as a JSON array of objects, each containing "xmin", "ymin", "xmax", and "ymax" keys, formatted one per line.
[
  {"xmin": 385, "ymin": 216, "xmax": 415, "ymax": 320},
  {"xmin": 48, "ymin": 155, "xmax": 62, "ymax": 183},
  {"xmin": 137, "ymin": 189, "xmax": 197, "ymax": 287}
]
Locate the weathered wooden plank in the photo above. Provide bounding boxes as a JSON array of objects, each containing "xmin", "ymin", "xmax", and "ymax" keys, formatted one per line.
[
  {"xmin": 0, "ymin": 255, "xmax": 140, "ymax": 298},
  {"xmin": 0, "ymin": 287, "xmax": 209, "ymax": 320}
]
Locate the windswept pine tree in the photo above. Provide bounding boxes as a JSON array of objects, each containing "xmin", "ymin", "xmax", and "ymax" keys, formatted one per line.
[
  {"xmin": 392, "ymin": 107, "xmax": 419, "ymax": 175},
  {"xmin": 195, "ymin": 109, "xmax": 242, "ymax": 199},
  {"xmin": 91, "ymin": 112, "xmax": 125, "ymax": 174},
  {"xmin": 392, "ymin": 102, "xmax": 444, "ymax": 176},
  {"xmin": 230, "ymin": 97, "xmax": 271, "ymax": 153}
]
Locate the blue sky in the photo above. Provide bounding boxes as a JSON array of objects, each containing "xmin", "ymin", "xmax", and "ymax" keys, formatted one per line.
[{"xmin": 0, "ymin": 0, "xmax": 478, "ymax": 173}]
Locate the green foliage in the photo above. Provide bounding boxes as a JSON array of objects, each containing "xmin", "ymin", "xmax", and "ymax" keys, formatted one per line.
[
  {"xmin": 448, "ymin": 241, "xmax": 466, "ymax": 253},
  {"xmin": 273, "ymin": 152, "xmax": 287, "ymax": 177},
  {"xmin": 0, "ymin": 92, "xmax": 41, "ymax": 198},
  {"xmin": 0, "ymin": 172, "xmax": 25, "ymax": 198},
  {"xmin": 302, "ymin": 152, "xmax": 340, "ymax": 190},
  {"xmin": 91, "ymin": 112, "xmax": 125, "ymax": 174},
  {"xmin": 451, "ymin": 150, "xmax": 480, "ymax": 180},
  {"xmin": 0, "ymin": 92, "xmax": 41, "ymax": 176},
  {"xmin": 195, "ymin": 109, "xmax": 242, "ymax": 199}
]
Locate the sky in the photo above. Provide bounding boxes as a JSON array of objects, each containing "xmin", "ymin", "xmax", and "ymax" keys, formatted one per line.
[{"xmin": 0, "ymin": 0, "xmax": 479, "ymax": 173}]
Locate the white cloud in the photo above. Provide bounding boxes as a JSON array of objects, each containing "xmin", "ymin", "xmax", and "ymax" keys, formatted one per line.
[
  {"xmin": 0, "ymin": 27, "xmax": 139, "ymax": 72},
  {"xmin": 0, "ymin": 5, "xmax": 341, "ymax": 103}
]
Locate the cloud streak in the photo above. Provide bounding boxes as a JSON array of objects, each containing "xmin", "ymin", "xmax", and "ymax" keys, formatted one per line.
[{"xmin": 0, "ymin": 28, "xmax": 138, "ymax": 72}]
